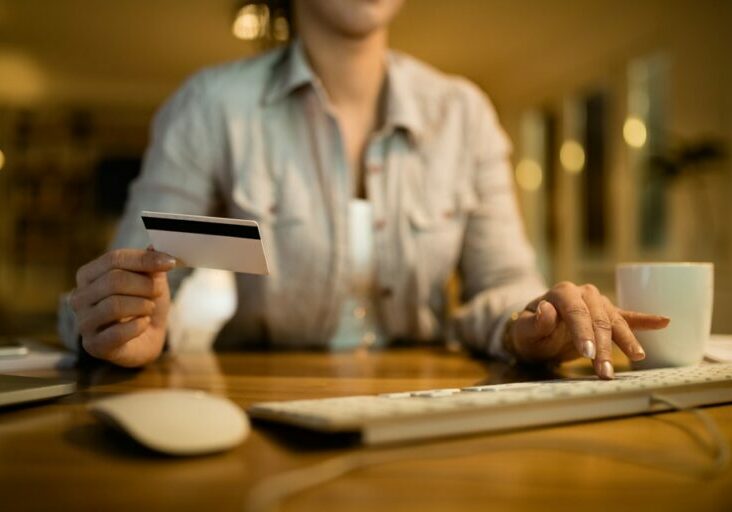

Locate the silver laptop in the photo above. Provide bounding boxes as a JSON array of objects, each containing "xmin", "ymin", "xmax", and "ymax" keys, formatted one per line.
[{"xmin": 0, "ymin": 374, "xmax": 76, "ymax": 407}]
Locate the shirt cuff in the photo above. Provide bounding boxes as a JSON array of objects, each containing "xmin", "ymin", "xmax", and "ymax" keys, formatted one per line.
[
  {"xmin": 57, "ymin": 292, "xmax": 81, "ymax": 352},
  {"xmin": 487, "ymin": 308, "xmax": 515, "ymax": 362}
]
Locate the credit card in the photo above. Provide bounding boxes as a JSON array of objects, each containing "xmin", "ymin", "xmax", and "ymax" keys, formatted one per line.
[{"xmin": 141, "ymin": 211, "xmax": 270, "ymax": 275}]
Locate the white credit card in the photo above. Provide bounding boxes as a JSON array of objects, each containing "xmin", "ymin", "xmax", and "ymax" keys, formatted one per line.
[{"xmin": 141, "ymin": 211, "xmax": 270, "ymax": 275}]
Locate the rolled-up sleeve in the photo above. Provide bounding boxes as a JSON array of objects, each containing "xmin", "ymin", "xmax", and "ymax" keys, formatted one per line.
[
  {"xmin": 112, "ymin": 74, "xmax": 223, "ymax": 251},
  {"xmin": 451, "ymin": 89, "xmax": 547, "ymax": 359},
  {"xmin": 58, "ymin": 74, "xmax": 222, "ymax": 350}
]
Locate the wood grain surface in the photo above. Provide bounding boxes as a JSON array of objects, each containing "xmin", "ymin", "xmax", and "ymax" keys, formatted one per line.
[{"xmin": 1, "ymin": 347, "xmax": 731, "ymax": 512}]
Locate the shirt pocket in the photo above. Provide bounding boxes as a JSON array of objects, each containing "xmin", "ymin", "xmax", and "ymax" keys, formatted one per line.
[
  {"xmin": 407, "ymin": 166, "xmax": 478, "ymax": 229},
  {"xmin": 408, "ymin": 185, "xmax": 478, "ymax": 230},
  {"xmin": 230, "ymin": 164, "xmax": 315, "ymax": 282},
  {"xmin": 231, "ymin": 164, "xmax": 310, "ymax": 228},
  {"xmin": 407, "ymin": 181, "xmax": 477, "ymax": 289}
]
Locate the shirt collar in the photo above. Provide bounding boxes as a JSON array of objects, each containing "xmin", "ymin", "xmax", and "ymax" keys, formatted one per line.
[
  {"xmin": 263, "ymin": 41, "xmax": 425, "ymax": 143},
  {"xmin": 263, "ymin": 39, "xmax": 315, "ymax": 104},
  {"xmin": 383, "ymin": 51, "xmax": 425, "ymax": 143}
]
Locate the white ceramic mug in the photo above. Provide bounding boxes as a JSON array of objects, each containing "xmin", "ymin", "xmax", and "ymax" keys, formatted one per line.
[{"xmin": 616, "ymin": 263, "xmax": 713, "ymax": 369}]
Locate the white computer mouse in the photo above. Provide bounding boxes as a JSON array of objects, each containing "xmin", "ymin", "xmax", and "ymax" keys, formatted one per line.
[{"xmin": 89, "ymin": 389, "xmax": 250, "ymax": 456}]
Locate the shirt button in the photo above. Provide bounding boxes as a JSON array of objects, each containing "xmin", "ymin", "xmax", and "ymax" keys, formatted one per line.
[
  {"xmin": 269, "ymin": 204, "xmax": 278, "ymax": 214},
  {"xmin": 443, "ymin": 209, "xmax": 456, "ymax": 220},
  {"xmin": 374, "ymin": 219, "xmax": 386, "ymax": 231},
  {"xmin": 380, "ymin": 287, "xmax": 393, "ymax": 298},
  {"xmin": 368, "ymin": 162, "xmax": 383, "ymax": 174}
]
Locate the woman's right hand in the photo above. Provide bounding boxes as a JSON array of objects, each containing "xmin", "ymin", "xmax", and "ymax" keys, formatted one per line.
[{"xmin": 70, "ymin": 248, "xmax": 177, "ymax": 367}]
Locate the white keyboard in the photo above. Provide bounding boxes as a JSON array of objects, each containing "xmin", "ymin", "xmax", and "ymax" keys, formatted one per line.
[{"xmin": 248, "ymin": 363, "xmax": 732, "ymax": 445}]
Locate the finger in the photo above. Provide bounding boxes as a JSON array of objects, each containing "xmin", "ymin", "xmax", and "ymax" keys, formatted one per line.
[
  {"xmin": 555, "ymin": 339, "xmax": 581, "ymax": 362},
  {"xmin": 512, "ymin": 301, "xmax": 561, "ymax": 360},
  {"xmin": 547, "ymin": 282, "xmax": 597, "ymax": 360},
  {"xmin": 581, "ymin": 285, "xmax": 615, "ymax": 379},
  {"xmin": 150, "ymin": 271, "xmax": 170, "ymax": 301},
  {"xmin": 78, "ymin": 296, "xmax": 155, "ymax": 335},
  {"xmin": 71, "ymin": 269, "xmax": 157, "ymax": 309},
  {"xmin": 513, "ymin": 300, "xmax": 558, "ymax": 343},
  {"xmin": 76, "ymin": 249, "xmax": 176, "ymax": 287},
  {"xmin": 83, "ymin": 316, "xmax": 151, "ymax": 359},
  {"xmin": 604, "ymin": 298, "xmax": 646, "ymax": 362},
  {"xmin": 619, "ymin": 310, "xmax": 670, "ymax": 330},
  {"xmin": 522, "ymin": 295, "xmax": 546, "ymax": 313}
]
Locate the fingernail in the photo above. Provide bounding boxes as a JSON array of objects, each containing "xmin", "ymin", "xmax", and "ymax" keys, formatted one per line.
[
  {"xmin": 582, "ymin": 339, "xmax": 596, "ymax": 360},
  {"xmin": 155, "ymin": 254, "xmax": 177, "ymax": 267},
  {"xmin": 536, "ymin": 301, "xmax": 544, "ymax": 319},
  {"xmin": 600, "ymin": 361, "xmax": 615, "ymax": 380},
  {"xmin": 635, "ymin": 346, "xmax": 646, "ymax": 360}
]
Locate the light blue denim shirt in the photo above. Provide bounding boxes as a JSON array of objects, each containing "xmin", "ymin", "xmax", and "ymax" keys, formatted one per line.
[{"xmin": 60, "ymin": 41, "xmax": 546, "ymax": 357}]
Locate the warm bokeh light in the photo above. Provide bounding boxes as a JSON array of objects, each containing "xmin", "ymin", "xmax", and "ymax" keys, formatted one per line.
[
  {"xmin": 0, "ymin": 50, "xmax": 46, "ymax": 104},
  {"xmin": 560, "ymin": 140, "xmax": 585, "ymax": 174},
  {"xmin": 623, "ymin": 117, "xmax": 648, "ymax": 148},
  {"xmin": 272, "ymin": 15, "xmax": 290, "ymax": 42},
  {"xmin": 0, "ymin": 148, "xmax": 5, "ymax": 171},
  {"xmin": 232, "ymin": 4, "xmax": 268, "ymax": 41},
  {"xmin": 515, "ymin": 158, "xmax": 543, "ymax": 191}
]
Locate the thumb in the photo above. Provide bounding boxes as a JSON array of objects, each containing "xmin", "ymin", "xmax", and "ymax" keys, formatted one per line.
[
  {"xmin": 512, "ymin": 300, "xmax": 558, "ymax": 345},
  {"xmin": 149, "ymin": 272, "xmax": 170, "ymax": 328}
]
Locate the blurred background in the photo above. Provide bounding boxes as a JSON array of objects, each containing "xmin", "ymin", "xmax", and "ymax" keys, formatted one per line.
[{"xmin": 0, "ymin": 0, "xmax": 730, "ymax": 339}]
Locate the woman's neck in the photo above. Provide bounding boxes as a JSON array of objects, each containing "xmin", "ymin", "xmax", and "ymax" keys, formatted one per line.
[{"xmin": 297, "ymin": 20, "xmax": 388, "ymax": 110}]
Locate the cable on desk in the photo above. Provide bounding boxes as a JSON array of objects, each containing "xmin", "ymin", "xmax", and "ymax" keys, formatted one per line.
[
  {"xmin": 649, "ymin": 394, "xmax": 730, "ymax": 476},
  {"xmin": 244, "ymin": 397, "xmax": 731, "ymax": 512}
]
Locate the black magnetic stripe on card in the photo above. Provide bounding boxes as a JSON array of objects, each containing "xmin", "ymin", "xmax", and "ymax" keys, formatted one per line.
[{"xmin": 142, "ymin": 216, "xmax": 261, "ymax": 240}]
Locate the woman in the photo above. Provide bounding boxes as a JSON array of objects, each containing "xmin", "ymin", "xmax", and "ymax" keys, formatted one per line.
[{"xmin": 64, "ymin": 0, "xmax": 668, "ymax": 377}]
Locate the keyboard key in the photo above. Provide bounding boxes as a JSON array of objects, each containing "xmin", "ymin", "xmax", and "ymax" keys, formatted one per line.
[{"xmin": 410, "ymin": 389, "xmax": 460, "ymax": 398}]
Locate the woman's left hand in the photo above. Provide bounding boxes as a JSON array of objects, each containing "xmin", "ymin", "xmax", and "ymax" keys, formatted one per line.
[{"xmin": 508, "ymin": 282, "xmax": 670, "ymax": 379}]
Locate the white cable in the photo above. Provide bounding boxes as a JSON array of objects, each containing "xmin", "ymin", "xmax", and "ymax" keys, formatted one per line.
[
  {"xmin": 244, "ymin": 396, "xmax": 731, "ymax": 512},
  {"xmin": 649, "ymin": 393, "xmax": 730, "ymax": 476}
]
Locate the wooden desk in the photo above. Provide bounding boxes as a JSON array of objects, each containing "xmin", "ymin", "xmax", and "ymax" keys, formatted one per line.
[{"xmin": 1, "ymin": 348, "xmax": 731, "ymax": 512}]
